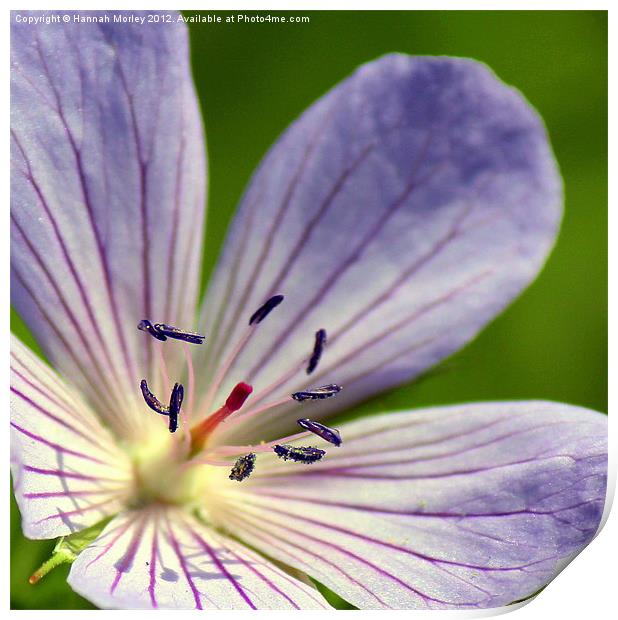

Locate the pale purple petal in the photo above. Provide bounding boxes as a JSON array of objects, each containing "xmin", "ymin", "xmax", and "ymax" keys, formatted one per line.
[
  {"xmin": 199, "ymin": 55, "xmax": 561, "ymax": 440},
  {"xmin": 214, "ymin": 402, "xmax": 606, "ymax": 609},
  {"xmin": 68, "ymin": 506, "xmax": 330, "ymax": 609},
  {"xmin": 11, "ymin": 12, "xmax": 206, "ymax": 437},
  {"xmin": 10, "ymin": 335, "xmax": 133, "ymax": 539}
]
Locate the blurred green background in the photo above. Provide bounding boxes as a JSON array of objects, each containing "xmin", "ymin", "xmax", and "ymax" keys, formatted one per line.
[{"xmin": 11, "ymin": 10, "xmax": 607, "ymax": 609}]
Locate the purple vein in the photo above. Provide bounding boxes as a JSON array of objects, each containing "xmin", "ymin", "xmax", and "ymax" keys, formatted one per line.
[
  {"xmin": 33, "ymin": 34, "xmax": 136, "ymax": 386},
  {"xmin": 111, "ymin": 520, "xmax": 144, "ymax": 594},
  {"xmin": 107, "ymin": 38, "xmax": 154, "ymax": 383},
  {"xmin": 34, "ymin": 497, "xmax": 117, "ymax": 524},
  {"xmin": 10, "ymin": 265, "xmax": 118, "ymax": 419},
  {"xmin": 246, "ymin": 157, "xmax": 444, "ymax": 382},
  {"xmin": 10, "ymin": 358, "xmax": 101, "ymax": 436},
  {"xmin": 206, "ymin": 112, "xmax": 335, "ymax": 371},
  {"xmin": 163, "ymin": 515, "xmax": 203, "ymax": 609},
  {"xmin": 223, "ymin": 510, "xmax": 389, "ymax": 607},
  {"xmin": 11, "ymin": 422, "xmax": 106, "ymax": 464},
  {"xmin": 164, "ymin": 133, "xmax": 186, "ymax": 325},
  {"xmin": 185, "ymin": 521, "xmax": 256, "ymax": 609},
  {"xmin": 242, "ymin": 500, "xmax": 548, "ymax": 575},
  {"xmin": 24, "ymin": 465, "xmax": 123, "ymax": 484},
  {"xmin": 148, "ymin": 514, "xmax": 160, "ymax": 608},
  {"xmin": 234, "ymin": 508, "xmax": 466, "ymax": 608},
  {"xmin": 220, "ymin": 544, "xmax": 301, "ymax": 609},
  {"xmin": 10, "ymin": 166, "xmax": 122, "ymax": 406},
  {"xmin": 10, "ymin": 383, "xmax": 109, "ymax": 452}
]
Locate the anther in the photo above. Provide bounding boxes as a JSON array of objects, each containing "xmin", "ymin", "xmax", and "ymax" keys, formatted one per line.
[
  {"xmin": 154, "ymin": 324, "xmax": 205, "ymax": 345},
  {"xmin": 297, "ymin": 418, "xmax": 342, "ymax": 447},
  {"xmin": 140, "ymin": 379, "xmax": 184, "ymax": 433},
  {"xmin": 248, "ymin": 295, "xmax": 284, "ymax": 326},
  {"xmin": 137, "ymin": 320, "xmax": 205, "ymax": 345},
  {"xmin": 137, "ymin": 320, "xmax": 167, "ymax": 341},
  {"xmin": 229, "ymin": 453, "xmax": 256, "ymax": 481},
  {"xmin": 140, "ymin": 379, "xmax": 170, "ymax": 415},
  {"xmin": 168, "ymin": 383, "xmax": 184, "ymax": 433},
  {"xmin": 292, "ymin": 384, "xmax": 342, "ymax": 402},
  {"xmin": 273, "ymin": 445, "xmax": 326, "ymax": 464},
  {"xmin": 306, "ymin": 329, "xmax": 327, "ymax": 375}
]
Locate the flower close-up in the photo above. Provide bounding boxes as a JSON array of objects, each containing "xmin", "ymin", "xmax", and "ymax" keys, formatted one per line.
[{"xmin": 10, "ymin": 12, "xmax": 608, "ymax": 610}]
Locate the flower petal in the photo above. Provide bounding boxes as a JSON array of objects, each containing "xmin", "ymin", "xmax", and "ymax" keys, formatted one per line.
[
  {"xmin": 11, "ymin": 12, "xmax": 206, "ymax": 437},
  {"xmin": 10, "ymin": 335, "xmax": 133, "ymax": 539},
  {"xmin": 68, "ymin": 505, "xmax": 329, "ymax": 609},
  {"xmin": 199, "ymin": 55, "xmax": 561, "ymax": 439},
  {"xmin": 214, "ymin": 401, "xmax": 607, "ymax": 609}
]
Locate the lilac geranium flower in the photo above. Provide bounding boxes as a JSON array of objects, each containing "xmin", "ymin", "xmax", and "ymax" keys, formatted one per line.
[{"xmin": 10, "ymin": 13, "xmax": 607, "ymax": 610}]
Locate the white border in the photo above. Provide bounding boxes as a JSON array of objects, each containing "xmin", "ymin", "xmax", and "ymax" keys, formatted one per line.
[{"xmin": 3, "ymin": 3, "xmax": 612, "ymax": 618}]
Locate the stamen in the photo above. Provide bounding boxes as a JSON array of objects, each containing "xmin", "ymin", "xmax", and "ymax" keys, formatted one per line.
[
  {"xmin": 243, "ymin": 329, "xmax": 328, "ymax": 411},
  {"xmin": 154, "ymin": 323, "xmax": 205, "ymax": 345},
  {"xmin": 219, "ymin": 383, "xmax": 342, "ymax": 434},
  {"xmin": 273, "ymin": 445, "xmax": 325, "ymax": 464},
  {"xmin": 306, "ymin": 329, "xmax": 327, "ymax": 374},
  {"xmin": 168, "ymin": 383, "xmax": 184, "ymax": 433},
  {"xmin": 155, "ymin": 343, "xmax": 171, "ymax": 394},
  {"xmin": 140, "ymin": 379, "xmax": 169, "ymax": 416},
  {"xmin": 137, "ymin": 319, "xmax": 167, "ymax": 341},
  {"xmin": 200, "ymin": 296, "xmax": 283, "ymax": 417},
  {"xmin": 297, "ymin": 418, "xmax": 342, "ymax": 447},
  {"xmin": 137, "ymin": 320, "xmax": 205, "ymax": 344},
  {"xmin": 248, "ymin": 295, "xmax": 284, "ymax": 326},
  {"xmin": 229, "ymin": 453, "xmax": 257, "ymax": 481},
  {"xmin": 190, "ymin": 382, "xmax": 253, "ymax": 453},
  {"xmin": 291, "ymin": 384, "xmax": 342, "ymax": 402},
  {"xmin": 140, "ymin": 379, "xmax": 184, "ymax": 433},
  {"xmin": 208, "ymin": 431, "xmax": 312, "ymax": 458},
  {"xmin": 182, "ymin": 343, "xmax": 196, "ymax": 418}
]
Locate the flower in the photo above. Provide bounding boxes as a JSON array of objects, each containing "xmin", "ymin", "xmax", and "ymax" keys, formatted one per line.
[{"xmin": 10, "ymin": 12, "xmax": 607, "ymax": 610}]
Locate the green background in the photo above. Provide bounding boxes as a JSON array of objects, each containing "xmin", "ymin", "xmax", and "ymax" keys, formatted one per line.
[{"xmin": 11, "ymin": 10, "xmax": 608, "ymax": 609}]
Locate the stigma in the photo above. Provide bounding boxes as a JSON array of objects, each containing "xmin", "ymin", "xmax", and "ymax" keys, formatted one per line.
[
  {"xmin": 138, "ymin": 320, "xmax": 205, "ymax": 345},
  {"xmin": 189, "ymin": 382, "xmax": 254, "ymax": 454}
]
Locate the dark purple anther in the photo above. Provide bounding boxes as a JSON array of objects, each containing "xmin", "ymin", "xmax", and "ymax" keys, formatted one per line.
[
  {"xmin": 273, "ymin": 445, "xmax": 326, "ymax": 464},
  {"xmin": 297, "ymin": 418, "xmax": 342, "ymax": 447},
  {"xmin": 292, "ymin": 384, "xmax": 342, "ymax": 402},
  {"xmin": 306, "ymin": 328, "xmax": 327, "ymax": 375},
  {"xmin": 168, "ymin": 383, "xmax": 184, "ymax": 433},
  {"xmin": 140, "ymin": 379, "xmax": 170, "ymax": 415},
  {"xmin": 154, "ymin": 324, "xmax": 205, "ymax": 345},
  {"xmin": 138, "ymin": 320, "xmax": 205, "ymax": 345},
  {"xmin": 138, "ymin": 320, "xmax": 167, "ymax": 341},
  {"xmin": 248, "ymin": 295, "xmax": 284, "ymax": 326},
  {"xmin": 229, "ymin": 453, "xmax": 256, "ymax": 481}
]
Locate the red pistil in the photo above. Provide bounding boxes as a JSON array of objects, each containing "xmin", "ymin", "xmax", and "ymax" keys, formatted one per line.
[{"xmin": 190, "ymin": 382, "xmax": 253, "ymax": 454}]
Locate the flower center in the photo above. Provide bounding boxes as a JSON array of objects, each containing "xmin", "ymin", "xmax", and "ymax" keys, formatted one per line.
[{"xmin": 132, "ymin": 295, "xmax": 344, "ymax": 507}]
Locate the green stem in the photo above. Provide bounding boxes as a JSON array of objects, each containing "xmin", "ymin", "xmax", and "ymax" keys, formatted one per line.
[{"xmin": 28, "ymin": 550, "xmax": 73, "ymax": 585}]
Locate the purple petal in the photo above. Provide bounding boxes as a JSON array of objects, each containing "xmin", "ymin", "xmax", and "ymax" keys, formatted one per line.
[
  {"xmin": 199, "ymin": 55, "xmax": 561, "ymax": 440},
  {"xmin": 11, "ymin": 335, "xmax": 132, "ymax": 539},
  {"xmin": 214, "ymin": 401, "xmax": 607, "ymax": 609},
  {"xmin": 68, "ymin": 506, "xmax": 330, "ymax": 609},
  {"xmin": 11, "ymin": 12, "xmax": 205, "ymax": 437}
]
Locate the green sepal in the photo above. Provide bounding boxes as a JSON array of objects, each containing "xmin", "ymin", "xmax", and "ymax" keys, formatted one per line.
[{"xmin": 29, "ymin": 516, "xmax": 113, "ymax": 584}]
